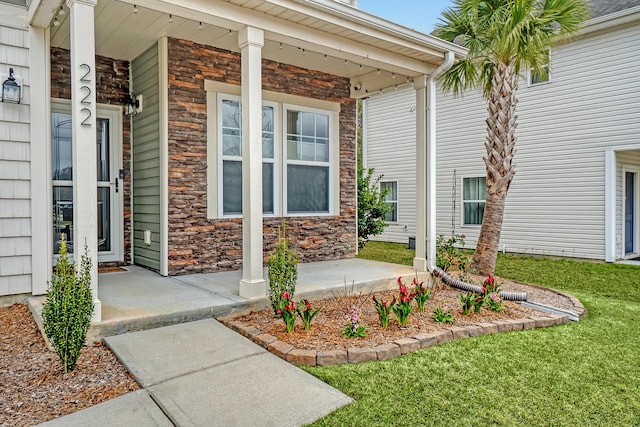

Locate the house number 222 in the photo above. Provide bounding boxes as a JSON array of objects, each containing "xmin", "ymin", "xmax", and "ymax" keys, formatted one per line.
[{"xmin": 79, "ymin": 64, "xmax": 92, "ymax": 127}]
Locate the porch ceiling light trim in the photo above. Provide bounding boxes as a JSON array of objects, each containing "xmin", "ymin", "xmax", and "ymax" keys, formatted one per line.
[{"xmin": 2, "ymin": 68, "xmax": 21, "ymax": 104}]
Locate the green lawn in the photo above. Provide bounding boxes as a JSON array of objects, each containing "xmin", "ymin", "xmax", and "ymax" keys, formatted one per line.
[{"xmin": 306, "ymin": 242, "xmax": 640, "ymax": 426}]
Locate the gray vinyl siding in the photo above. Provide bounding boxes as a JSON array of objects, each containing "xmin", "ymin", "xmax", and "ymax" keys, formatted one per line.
[
  {"xmin": 364, "ymin": 89, "xmax": 416, "ymax": 244},
  {"xmin": 131, "ymin": 43, "xmax": 161, "ymax": 271},
  {"xmin": 0, "ymin": 22, "xmax": 31, "ymax": 295},
  {"xmin": 365, "ymin": 17, "xmax": 640, "ymax": 260}
]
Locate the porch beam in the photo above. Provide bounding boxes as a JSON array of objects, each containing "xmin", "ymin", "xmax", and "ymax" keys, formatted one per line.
[
  {"xmin": 28, "ymin": 0, "xmax": 60, "ymax": 28},
  {"xmin": 413, "ymin": 75, "xmax": 428, "ymax": 272},
  {"xmin": 66, "ymin": 0, "xmax": 101, "ymax": 322},
  {"xmin": 117, "ymin": 0, "xmax": 442, "ymax": 76},
  {"xmin": 239, "ymin": 26, "xmax": 267, "ymax": 299}
]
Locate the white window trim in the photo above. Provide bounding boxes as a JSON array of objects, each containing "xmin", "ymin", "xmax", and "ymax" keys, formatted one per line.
[
  {"xmin": 205, "ymin": 80, "xmax": 340, "ymax": 220},
  {"xmin": 621, "ymin": 164, "xmax": 640, "ymax": 259},
  {"xmin": 216, "ymin": 93, "xmax": 279, "ymax": 218},
  {"xmin": 461, "ymin": 175, "xmax": 486, "ymax": 227},
  {"xmin": 380, "ymin": 180, "xmax": 399, "ymax": 224}
]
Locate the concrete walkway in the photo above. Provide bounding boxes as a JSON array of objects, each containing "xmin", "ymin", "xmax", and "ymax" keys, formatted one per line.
[
  {"xmin": 38, "ymin": 318, "xmax": 352, "ymax": 427},
  {"xmin": 88, "ymin": 258, "xmax": 420, "ymax": 340}
]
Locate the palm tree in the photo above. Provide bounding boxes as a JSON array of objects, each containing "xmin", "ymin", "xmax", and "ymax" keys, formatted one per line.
[{"xmin": 435, "ymin": 0, "xmax": 588, "ymax": 275}]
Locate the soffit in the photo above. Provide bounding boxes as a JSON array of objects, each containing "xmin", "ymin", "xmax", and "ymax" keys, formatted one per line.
[{"xmin": 48, "ymin": 0, "xmax": 465, "ymax": 95}]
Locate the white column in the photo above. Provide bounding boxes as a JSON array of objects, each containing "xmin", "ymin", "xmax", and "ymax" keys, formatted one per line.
[
  {"xmin": 66, "ymin": 0, "xmax": 100, "ymax": 321},
  {"xmin": 238, "ymin": 26, "xmax": 266, "ymax": 299},
  {"xmin": 605, "ymin": 150, "xmax": 616, "ymax": 262},
  {"xmin": 30, "ymin": 26, "xmax": 52, "ymax": 295},
  {"xmin": 413, "ymin": 76, "xmax": 428, "ymax": 271}
]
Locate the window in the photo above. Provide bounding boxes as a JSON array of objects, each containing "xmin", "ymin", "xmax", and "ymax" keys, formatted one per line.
[
  {"xmin": 529, "ymin": 50, "xmax": 550, "ymax": 85},
  {"xmin": 380, "ymin": 181, "xmax": 398, "ymax": 222},
  {"xmin": 285, "ymin": 108, "xmax": 331, "ymax": 214},
  {"xmin": 219, "ymin": 96, "xmax": 275, "ymax": 216},
  {"xmin": 211, "ymin": 88, "xmax": 338, "ymax": 218},
  {"xmin": 463, "ymin": 177, "xmax": 486, "ymax": 225}
]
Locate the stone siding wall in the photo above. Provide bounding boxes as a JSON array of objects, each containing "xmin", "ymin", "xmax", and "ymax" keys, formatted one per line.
[
  {"xmin": 50, "ymin": 48, "xmax": 132, "ymax": 266},
  {"xmin": 167, "ymin": 38, "xmax": 356, "ymax": 275}
]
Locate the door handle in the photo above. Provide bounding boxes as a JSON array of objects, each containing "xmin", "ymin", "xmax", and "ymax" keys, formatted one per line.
[{"xmin": 115, "ymin": 177, "xmax": 119, "ymax": 193}]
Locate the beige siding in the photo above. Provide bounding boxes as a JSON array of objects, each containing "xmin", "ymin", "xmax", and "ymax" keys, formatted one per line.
[
  {"xmin": 131, "ymin": 43, "xmax": 161, "ymax": 271},
  {"xmin": 366, "ymin": 19, "xmax": 640, "ymax": 260},
  {"xmin": 0, "ymin": 18, "xmax": 31, "ymax": 296}
]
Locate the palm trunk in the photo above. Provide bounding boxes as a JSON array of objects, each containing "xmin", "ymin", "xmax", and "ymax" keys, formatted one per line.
[{"xmin": 472, "ymin": 62, "xmax": 518, "ymax": 276}]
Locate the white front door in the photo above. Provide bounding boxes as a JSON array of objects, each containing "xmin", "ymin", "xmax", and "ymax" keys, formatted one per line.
[{"xmin": 51, "ymin": 102, "xmax": 123, "ymax": 262}]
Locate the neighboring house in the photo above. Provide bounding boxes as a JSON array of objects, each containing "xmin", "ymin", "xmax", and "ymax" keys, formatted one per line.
[
  {"xmin": 364, "ymin": 1, "xmax": 640, "ymax": 263},
  {"xmin": 0, "ymin": 0, "xmax": 464, "ymax": 320}
]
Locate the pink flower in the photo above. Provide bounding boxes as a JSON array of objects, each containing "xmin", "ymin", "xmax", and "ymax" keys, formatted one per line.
[
  {"xmin": 282, "ymin": 291, "xmax": 290, "ymax": 300},
  {"xmin": 277, "ymin": 309, "xmax": 283, "ymax": 314},
  {"xmin": 490, "ymin": 293, "xmax": 501, "ymax": 302}
]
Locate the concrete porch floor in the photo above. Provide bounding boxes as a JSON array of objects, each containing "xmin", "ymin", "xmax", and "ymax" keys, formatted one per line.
[{"xmin": 77, "ymin": 258, "xmax": 422, "ymax": 341}]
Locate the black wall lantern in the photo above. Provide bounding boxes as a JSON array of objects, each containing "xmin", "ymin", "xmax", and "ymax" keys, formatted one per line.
[
  {"xmin": 2, "ymin": 68, "xmax": 21, "ymax": 104},
  {"xmin": 125, "ymin": 92, "xmax": 142, "ymax": 117}
]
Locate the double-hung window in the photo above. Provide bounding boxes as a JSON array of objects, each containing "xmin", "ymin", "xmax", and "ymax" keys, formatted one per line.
[
  {"xmin": 210, "ymin": 85, "xmax": 338, "ymax": 219},
  {"xmin": 219, "ymin": 95, "xmax": 275, "ymax": 216},
  {"xmin": 463, "ymin": 177, "xmax": 486, "ymax": 225},
  {"xmin": 285, "ymin": 107, "xmax": 331, "ymax": 214}
]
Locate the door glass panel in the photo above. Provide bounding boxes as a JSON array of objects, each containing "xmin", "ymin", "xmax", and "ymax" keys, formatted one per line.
[
  {"xmin": 96, "ymin": 118, "xmax": 110, "ymax": 182},
  {"xmin": 52, "ymin": 113, "xmax": 73, "ymax": 181},
  {"xmin": 51, "ymin": 113, "xmax": 114, "ymax": 255},
  {"xmin": 625, "ymin": 172, "xmax": 634, "ymax": 254},
  {"xmin": 98, "ymin": 187, "xmax": 111, "ymax": 252},
  {"xmin": 53, "ymin": 186, "xmax": 73, "ymax": 254}
]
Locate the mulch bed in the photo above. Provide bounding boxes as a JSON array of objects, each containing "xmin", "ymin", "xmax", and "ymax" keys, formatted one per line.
[
  {"xmin": 0, "ymin": 304, "xmax": 139, "ymax": 427},
  {"xmin": 222, "ymin": 275, "xmax": 578, "ymax": 353}
]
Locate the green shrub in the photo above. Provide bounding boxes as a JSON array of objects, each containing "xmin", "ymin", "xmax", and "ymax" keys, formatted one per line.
[
  {"xmin": 267, "ymin": 222, "xmax": 299, "ymax": 316},
  {"xmin": 357, "ymin": 166, "xmax": 390, "ymax": 249},
  {"xmin": 42, "ymin": 237, "xmax": 94, "ymax": 373},
  {"xmin": 436, "ymin": 234, "xmax": 471, "ymax": 271}
]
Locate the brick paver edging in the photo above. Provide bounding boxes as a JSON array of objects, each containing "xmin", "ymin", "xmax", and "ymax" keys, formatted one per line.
[{"xmin": 224, "ymin": 314, "xmax": 570, "ymax": 366}]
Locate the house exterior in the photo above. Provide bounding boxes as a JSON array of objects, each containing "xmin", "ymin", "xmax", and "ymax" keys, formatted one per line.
[
  {"xmin": 364, "ymin": 2, "xmax": 640, "ymax": 263},
  {"xmin": 0, "ymin": 0, "xmax": 465, "ymax": 320}
]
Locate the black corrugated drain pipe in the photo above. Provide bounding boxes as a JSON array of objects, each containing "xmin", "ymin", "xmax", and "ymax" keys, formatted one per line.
[{"xmin": 432, "ymin": 268, "xmax": 528, "ymax": 301}]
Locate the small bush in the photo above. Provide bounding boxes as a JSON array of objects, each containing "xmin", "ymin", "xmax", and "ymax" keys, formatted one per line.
[
  {"xmin": 267, "ymin": 221, "xmax": 299, "ymax": 316},
  {"xmin": 42, "ymin": 237, "xmax": 94, "ymax": 373},
  {"xmin": 436, "ymin": 234, "xmax": 471, "ymax": 271},
  {"xmin": 357, "ymin": 166, "xmax": 390, "ymax": 249}
]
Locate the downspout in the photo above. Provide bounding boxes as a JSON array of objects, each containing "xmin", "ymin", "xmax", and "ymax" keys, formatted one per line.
[
  {"xmin": 424, "ymin": 51, "xmax": 527, "ymax": 302},
  {"xmin": 426, "ymin": 51, "xmax": 454, "ymax": 273}
]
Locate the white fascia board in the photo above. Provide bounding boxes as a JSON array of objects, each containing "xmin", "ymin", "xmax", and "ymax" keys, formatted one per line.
[
  {"xmin": 118, "ymin": 0, "xmax": 463, "ymax": 75},
  {"xmin": 289, "ymin": 0, "xmax": 466, "ymax": 57},
  {"xmin": 583, "ymin": 6, "xmax": 640, "ymax": 35},
  {"xmin": 28, "ymin": 0, "xmax": 59, "ymax": 28}
]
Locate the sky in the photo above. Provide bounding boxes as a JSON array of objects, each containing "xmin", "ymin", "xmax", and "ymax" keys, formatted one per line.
[{"xmin": 358, "ymin": 0, "xmax": 454, "ymax": 34}]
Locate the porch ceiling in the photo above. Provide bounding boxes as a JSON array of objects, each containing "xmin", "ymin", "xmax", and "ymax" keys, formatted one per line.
[{"xmin": 46, "ymin": 0, "xmax": 466, "ymax": 96}]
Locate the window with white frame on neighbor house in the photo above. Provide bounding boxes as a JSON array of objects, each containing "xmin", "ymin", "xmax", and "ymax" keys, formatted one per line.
[
  {"xmin": 529, "ymin": 50, "xmax": 551, "ymax": 85},
  {"xmin": 380, "ymin": 181, "xmax": 398, "ymax": 222},
  {"xmin": 463, "ymin": 177, "xmax": 486, "ymax": 225},
  {"xmin": 217, "ymin": 94, "xmax": 334, "ymax": 217}
]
